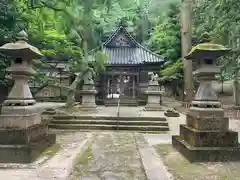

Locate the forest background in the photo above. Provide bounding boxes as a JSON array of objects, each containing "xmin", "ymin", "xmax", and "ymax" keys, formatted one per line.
[{"xmin": 0, "ymin": 0, "xmax": 239, "ymax": 101}]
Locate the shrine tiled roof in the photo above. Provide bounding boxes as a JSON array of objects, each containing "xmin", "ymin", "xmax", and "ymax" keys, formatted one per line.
[
  {"xmin": 103, "ymin": 26, "xmax": 165, "ymax": 65},
  {"xmin": 104, "ymin": 47, "xmax": 164, "ymax": 65}
]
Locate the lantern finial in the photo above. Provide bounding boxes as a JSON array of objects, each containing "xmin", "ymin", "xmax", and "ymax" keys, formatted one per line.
[{"xmin": 16, "ymin": 30, "xmax": 28, "ymax": 41}]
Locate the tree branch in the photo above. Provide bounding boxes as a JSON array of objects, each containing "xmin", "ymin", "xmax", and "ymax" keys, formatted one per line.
[{"xmin": 28, "ymin": 0, "xmax": 65, "ymax": 12}]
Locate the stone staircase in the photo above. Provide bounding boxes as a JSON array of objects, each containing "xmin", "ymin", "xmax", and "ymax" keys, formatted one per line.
[
  {"xmin": 49, "ymin": 115, "xmax": 169, "ymax": 132},
  {"xmin": 105, "ymin": 97, "xmax": 138, "ymax": 107}
]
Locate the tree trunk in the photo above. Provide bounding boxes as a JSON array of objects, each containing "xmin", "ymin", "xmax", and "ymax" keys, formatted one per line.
[
  {"xmin": 221, "ymin": 80, "xmax": 224, "ymax": 93},
  {"xmin": 83, "ymin": 39, "xmax": 88, "ymax": 62},
  {"xmin": 230, "ymin": 24, "xmax": 240, "ymax": 107},
  {"xmin": 65, "ymin": 73, "xmax": 83, "ymax": 107},
  {"xmin": 233, "ymin": 79, "xmax": 240, "ymax": 106},
  {"xmin": 181, "ymin": 0, "xmax": 193, "ymax": 102}
]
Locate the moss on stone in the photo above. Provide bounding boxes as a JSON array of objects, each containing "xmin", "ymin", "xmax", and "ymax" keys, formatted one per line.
[
  {"xmin": 70, "ymin": 145, "xmax": 94, "ymax": 179},
  {"xmin": 193, "ymin": 43, "xmax": 228, "ymax": 51},
  {"xmin": 186, "ymin": 43, "xmax": 230, "ymax": 59}
]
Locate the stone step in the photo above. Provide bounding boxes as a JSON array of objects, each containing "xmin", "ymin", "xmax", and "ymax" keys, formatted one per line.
[
  {"xmin": 105, "ymin": 104, "xmax": 138, "ymax": 107},
  {"xmin": 105, "ymin": 102, "xmax": 138, "ymax": 106},
  {"xmin": 105, "ymin": 98, "xmax": 138, "ymax": 106},
  {"xmin": 53, "ymin": 115, "xmax": 167, "ymax": 121},
  {"xmin": 50, "ymin": 119, "xmax": 168, "ymax": 126},
  {"xmin": 48, "ymin": 124, "xmax": 169, "ymax": 131}
]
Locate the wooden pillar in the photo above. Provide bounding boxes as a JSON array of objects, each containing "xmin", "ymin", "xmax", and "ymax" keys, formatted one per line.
[
  {"xmin": 107, "ymin": 76, "xmax": 110, "ymax": 96},
  {"xmin": 133, "ymin": 76, "xmax": 136, "ymax": 98},
  {"xmin": 111, "ymin": 74, "xmax": 113, "ymax": 98},
  {"xmin": 181, "ymin": 0, "xmax": 193, "ymax": 102},
  {"xmin": 120, "ymin": 73, "xmax": 123, "ymax": 96},
  {"xmin": 136, "ymin": 69, "xmax": 140, "ymax": 97},
  {"xmin": 103, "ymin": 73, "xmax": 106, "ymax": 100}
]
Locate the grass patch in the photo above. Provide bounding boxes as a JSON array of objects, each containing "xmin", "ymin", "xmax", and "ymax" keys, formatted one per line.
[
  {"xmin": 41, "ymin": 143, "xmax": 61, "ymax": 157},
  {"xmin": 155, "ymin": 145, "xmax": 240, "ymax": 180},
  {"xmin": 71, "ymin": 145, "xmax": 93, "ymax": 179},
  {"xmin": 75, "ymin": 146, "xmax": 93, "ymax": 165}
]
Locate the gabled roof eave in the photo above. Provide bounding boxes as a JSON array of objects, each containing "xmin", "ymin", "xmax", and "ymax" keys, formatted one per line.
[{"xmin": 103, "ymin": 26, "xmax": 139, "ymax": 47}]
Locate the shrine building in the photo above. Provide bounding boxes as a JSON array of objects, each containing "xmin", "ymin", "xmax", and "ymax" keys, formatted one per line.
[{"xmin": 97, "ymin": 26, "xmax": 165, "ymax": 106}]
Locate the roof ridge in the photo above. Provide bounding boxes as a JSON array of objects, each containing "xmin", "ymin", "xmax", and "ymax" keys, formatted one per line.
[
  {"xmin": 103, "ymin": 26, "xmax": 165, "ymax": 60},
  {"xmin": 103, "ymin": 26, "xmax": 139, "ymax": 47}
]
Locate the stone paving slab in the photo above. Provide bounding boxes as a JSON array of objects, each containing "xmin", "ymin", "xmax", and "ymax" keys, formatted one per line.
[
  {"xmin": 70, "ymin": 132, "xmax": 148, "ymax": 180},
  {"xmin": 0, "ymin": 132, "xmax": 92, "ymax": 180},
  {"xmin": 135, "ymin": 133, "xmax": 174, "ymax": 180}
]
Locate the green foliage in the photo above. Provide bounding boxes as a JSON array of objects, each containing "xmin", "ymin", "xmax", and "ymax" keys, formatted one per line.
[
  {"xmin": 92, "ymin": 51, "xmax": 108, "ymax": 75},
  {"xmin": 159, "ymin": 60, "xmax": 183, "ymax": 84},
  {"xmin": 147, "ymin": 2, "xmax": 182, "ymax": 85},
  {"xmin": 0, "ymin": 0, "xmax": 22, "ymax": 85},
  {"xmin": 148, "ymin": 2, "xmax": 181, "ymax": 62},
  {"xmin": 192, "ymin": 0, "xmax": 240, "ymax": 80}
]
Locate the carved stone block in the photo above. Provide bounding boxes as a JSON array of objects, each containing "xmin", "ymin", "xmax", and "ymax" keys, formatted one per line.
[{"xmin": 186, "ymin": 114, "xmax": 229, "ymax": 131}]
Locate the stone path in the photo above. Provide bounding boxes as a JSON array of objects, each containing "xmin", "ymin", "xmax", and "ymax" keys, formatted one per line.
[
  {"xmin": 135, "ymin": 134, "xmax": 174, "ymax": 180},
  {"xmin": 0, "ymin": 132, "xmax": 91, "ymax": 180},
  {"xmin": 0, "ymin": 131, "xmax": 175, "ymax": 180},
  {"xmin": 70, "ymin": 132, "xmax": 148, "ymax": 180}
]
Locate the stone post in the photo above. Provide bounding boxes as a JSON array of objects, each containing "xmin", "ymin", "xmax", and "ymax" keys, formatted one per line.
[{"xmin": 0, "ymin": 30, "xmax": 56, "ymax": 163}]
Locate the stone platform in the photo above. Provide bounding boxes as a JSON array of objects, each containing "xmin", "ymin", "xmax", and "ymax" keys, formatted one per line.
[
  {"xmin": 172, "ymin": 135, "xmax": 240, "ymax": 162},
  {"xmin": 0, "ymin": 124, "xmax": 56, "ymax": 163}
]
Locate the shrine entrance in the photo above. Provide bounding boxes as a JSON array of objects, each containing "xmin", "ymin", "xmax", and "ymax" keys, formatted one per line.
[
  {"xmin": 106, "ymin": 72, "xmax": 138, "ymax": 100},
  {"xmin": 105, "ymin": 71, "xmax": 139, "ymax": 100}
]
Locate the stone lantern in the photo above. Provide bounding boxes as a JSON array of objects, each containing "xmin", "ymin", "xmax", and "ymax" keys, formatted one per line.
[
  {"xmin": 79, "ymin": 70, "xmax": 97, "ymax": 111},
  {"xmin": 172, "ymin": 42, "xmax": 240, "ymax": 161},
  {"xmin": 0, "ymin": 31, "xmax": 56, "ymax": 163}
]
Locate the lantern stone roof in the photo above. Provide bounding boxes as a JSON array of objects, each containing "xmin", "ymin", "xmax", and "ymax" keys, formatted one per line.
[
  {"xmin": 185, "ymin": 43, "xmax": 231, "ymax": 60},
  {"xmin": 0, "ymin": 30, "xmax": 43, "ymax": 59},
  {"xmin": 103, "ymin": 26, "xmax": 165, "ymax": 65}
]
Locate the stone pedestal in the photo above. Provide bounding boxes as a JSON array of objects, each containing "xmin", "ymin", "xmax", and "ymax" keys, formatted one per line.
[
  {"xmin": 145, "ymin": 82, "xmax": 163, "ymax": 111},
  {"xmin": 0, "ymin": 30, "xmax": 56, "ymax": 163},
  {"xmin": 79, "ymin": 84, "xmax": 97, "ymax": 111},
  {"xmin": 173, "ymin": 88, "xmax": 240, "ymax": 162}
]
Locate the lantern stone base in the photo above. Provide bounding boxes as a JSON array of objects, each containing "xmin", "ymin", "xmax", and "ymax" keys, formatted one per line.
[
  {"xmin": 172, "ymin": 135, "xmax": 240, "ymax": 162},
  {"xmin": 80, "ymin": 85, "xmax": 97, "ymax": 111},
  {"xmin": 145, "ymin": 103, "xmax": 162, "ymax": 111},
  {"xmin": 172, "ymin": 106, "xmax": 240, "ymax": 162},
  {"xmin": 0, "ymin": 124, "xmax": 56, "ymax": 163},
  {"xmin": 145, "ymin": 92, "xmax": 163, "ymax": 111},
  {"xmin": 188, "ymin": 106, "xmax": 225, "ymax": 118},
  {"xmin": 0, "ymin": 105, "xmax": 43, "ymax": 129},
  {"xmin": 186, "ymin": 114, "xmax": 229, "ymax": 131},
  {"xmin": 79, "ymin": 104, "xmax": 98, "ymax": 111}
]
